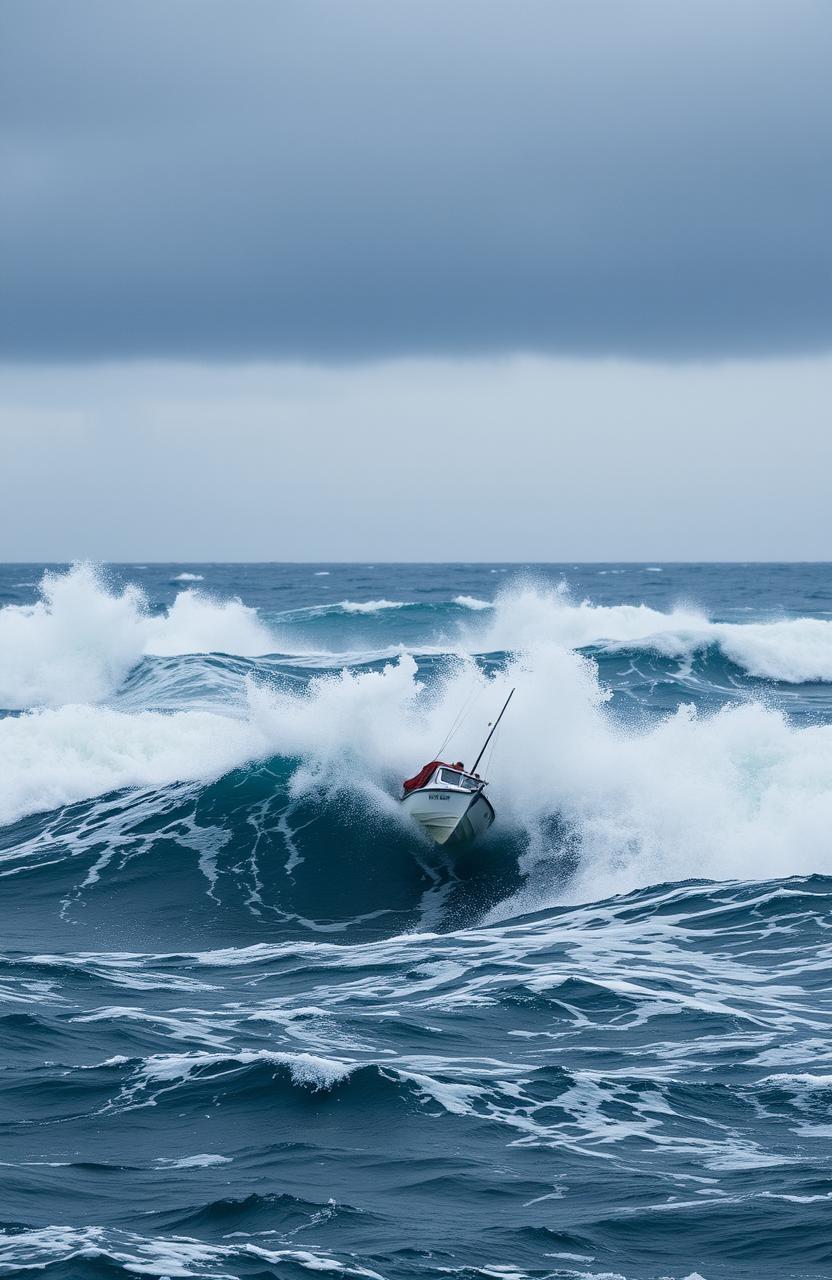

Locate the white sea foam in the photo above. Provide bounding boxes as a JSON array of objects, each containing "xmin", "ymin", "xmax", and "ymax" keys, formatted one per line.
[
  {"xmin": 476, "ymin": 585, "xmax": 708, "ymax": 653},
  {"xmin": 0, "ymin": 563, "xmax": 277, "ymax": 708},
  {"xmin": 244, "ymin": 643, "xmax": 832, "ymax": 901},
  {"xmin": 473, "ymin": 643, "xmax": 832, "ymax": 904},
  {"xmin": 601, "ymin": 613, "xmax": 832, "ymax": 683},
  {"xmin": 143, "ymin": 588, "xmax": 275, "ymax": 658},
  {"xmin": 454, "ymin": 595, "xmax": 492, "ymax": 611},
  {"xmin": 171, "ymin": 572, "xmax": 204, "ymax": 582},
  {"xmin": 397, "ymin": 1069, "xmax": 487, "ymax": 1115},
  {"xmin": 5, "ymin": 567, "xmax": 832, "ymax": 726},
  {"xmin": 153, "ymin": 1153, "xmax": 231, "ymax": 1168},
  {"xmin": 759, "ymin": 1072, "xmax": 832, "ymax": 1095},
  {"xmin": 0, "ymin": 564, "xmax": 154, "ymax": 709},
  {"xmin": 337, "ymin": 598, "xmax": 408, "ymax": 613},
  {"xmin": 690, "ymin": 617, "xmax": 832, "ymax": 683},
  {"xmin": 0, "ymin": 1225, "xmax": 384, "ymax": 1278},
  {"xmin": 0, "ymin": 704, "xmax": 268, "ymax": 827},
  {"xmin": 5, "ymin": 639, "xmax": 832, "ymax": 902},
  {"xmin": 6, "ymin": 570, "xmax": 832, "ymax": 901},
  {"xmin": 476, "ymin": 583, "xmax": 832, "ymax": 682},
  {"xmin": 136, "ymin": 1048, "xmax": 354, "ymax": 1094}
]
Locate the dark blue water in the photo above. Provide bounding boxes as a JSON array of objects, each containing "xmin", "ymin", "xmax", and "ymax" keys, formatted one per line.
[{"xmin": 2, "ymin": 562, "xmax": 832, "ymax": 1279}]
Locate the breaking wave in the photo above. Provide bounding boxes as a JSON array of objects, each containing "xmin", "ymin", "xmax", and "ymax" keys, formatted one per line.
[
  {"xmin": 0, "ymin": 562, "xmax": 278, "ymax": 708},
  {"xmin": 4, "ymin": 563, "xmax": 832, "ymax": 1280},
  {"xmin": 2, "ymin": 568, "xmax": 832, "ymax": 903},
  {"xmin": 476, "ymin": 584, "xmax": 832, "ymax": 683}
]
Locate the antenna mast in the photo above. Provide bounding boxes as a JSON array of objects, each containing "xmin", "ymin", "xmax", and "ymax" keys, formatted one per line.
[{"xmin": 471, "ymin": 688, "xmax": 515, "ymax": 775}]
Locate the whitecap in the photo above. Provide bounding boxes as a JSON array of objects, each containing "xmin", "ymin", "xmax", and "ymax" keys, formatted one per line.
[
  {"xmin": 153, "ymin": 1153, "xmax": 231, "ymax": 1168},
  {"xmin": 453, "ymin": 595, "xmax": 492, "ymax": 611},
  {"xmin": 337, "ymin": 598, "xmax": 409, "ymax": 614},
  {"xmin": 474, "ymin": 583, "xmax": 832, "ymax": 682},
  {"xmin": 133, "ymin": 1048, "xmax": 354, "ymax": 1096},
  {"xmin": 0, "ymin": 563, "xmax": 278, "ymax": 709}
]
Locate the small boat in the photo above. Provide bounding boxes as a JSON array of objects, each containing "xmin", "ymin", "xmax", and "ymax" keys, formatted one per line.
[{"xmin": 400, "ymin": 689, "xmax": 514, "ymax": 847}]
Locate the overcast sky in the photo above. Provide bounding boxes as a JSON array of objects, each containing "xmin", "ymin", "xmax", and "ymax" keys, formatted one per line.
[{"xmin": 2, "ymin": 1, "xmax": 831, "ymax": 558}]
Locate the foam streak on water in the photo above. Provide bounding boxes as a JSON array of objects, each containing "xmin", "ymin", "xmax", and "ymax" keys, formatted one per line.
[{"xmin": 1, "ymin": 562, "xmax": 832, "ymax": 1280}]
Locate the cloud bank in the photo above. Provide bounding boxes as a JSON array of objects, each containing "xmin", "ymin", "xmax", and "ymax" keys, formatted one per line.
[{"xmin": 2, "ymin": 0, "xmax": 831, "ymax": 360}]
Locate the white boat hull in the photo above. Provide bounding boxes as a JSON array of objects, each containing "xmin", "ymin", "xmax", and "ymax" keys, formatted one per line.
[{"xmin": 401, "ymin": 786, "xmax": 495, "ymax": 846}]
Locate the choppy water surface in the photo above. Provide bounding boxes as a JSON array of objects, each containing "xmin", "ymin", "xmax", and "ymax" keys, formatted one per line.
[{"xmin": 2, "ymin": 561, "xmax": 832, "ymax": 1280}]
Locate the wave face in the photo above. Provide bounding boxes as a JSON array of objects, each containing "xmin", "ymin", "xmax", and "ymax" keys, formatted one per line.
[{"xmin": 2, "ymin": 561, "xmax": 832, "ymax": 1280}]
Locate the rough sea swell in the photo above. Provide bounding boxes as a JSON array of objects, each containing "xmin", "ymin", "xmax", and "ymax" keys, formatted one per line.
[{"xmin": 2, "ymin": 562, "xmax": 832, "ymax": 1280}]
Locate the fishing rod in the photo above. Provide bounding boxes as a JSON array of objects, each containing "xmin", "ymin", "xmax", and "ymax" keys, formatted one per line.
[{"xmin": 471, "ymin": 687, "xmax": 515, "ymax": 775}]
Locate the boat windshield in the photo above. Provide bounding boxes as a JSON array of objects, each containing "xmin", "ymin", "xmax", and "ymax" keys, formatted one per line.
[{"xmin": 438, "ymin": 769, "xmax": 481, "ymax": 790}]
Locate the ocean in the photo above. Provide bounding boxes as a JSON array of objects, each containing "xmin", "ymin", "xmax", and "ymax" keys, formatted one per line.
[{"xmin": 1, "ymin": 561, "xmax": 832, "ymax": 1280}]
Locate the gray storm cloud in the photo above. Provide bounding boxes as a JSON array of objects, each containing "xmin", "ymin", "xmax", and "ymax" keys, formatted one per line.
[{"xmin": 2, "ymin": 0, "xmax": 831, "ymax": 360}]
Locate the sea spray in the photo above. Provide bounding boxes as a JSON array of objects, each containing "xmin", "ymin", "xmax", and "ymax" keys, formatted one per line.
[
  {"xmin": 4, "ymin": 620, "xmax": 832, "ymax": 902},
  {"xmin": 3, "ymin": 562, "xmax": 832, "ymax": 1280},
  {"xmin": 0, "ymin": 562, "xmax": 279, "ymax": 709}
]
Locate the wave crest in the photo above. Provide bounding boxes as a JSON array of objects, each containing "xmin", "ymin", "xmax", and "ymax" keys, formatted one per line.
[
  {"xmin": 479, "ymin": 584, "xmax": 832, "ymax": 683},
  {"xmin": 0, "ymin": 563, "xmax": 278, "ymax": 709}
]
